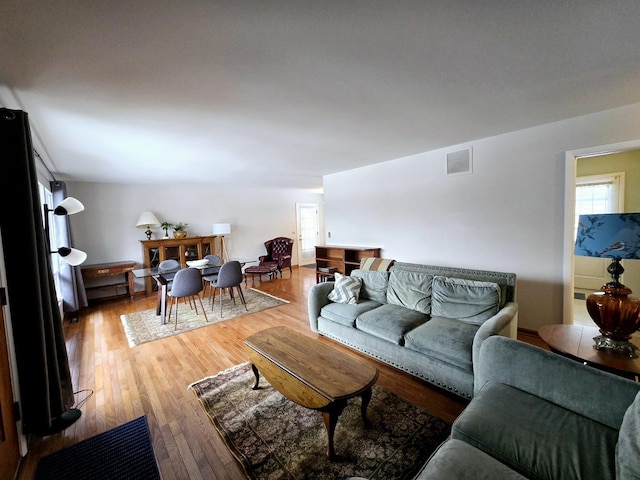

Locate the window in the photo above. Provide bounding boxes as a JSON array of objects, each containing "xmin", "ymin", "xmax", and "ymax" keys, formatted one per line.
[
  {"xmin": 575, "ymin": 173, "xmax": 624, "ymax": 233},
  {"xmin": 38, "ymin": 182, "xmax": 62, "ymax": 299}
]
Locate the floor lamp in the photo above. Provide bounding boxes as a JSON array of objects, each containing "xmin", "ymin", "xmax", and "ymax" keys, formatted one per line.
[
  {"xmin": 213, "ymin": 223, "xmax": 231, "ymax": 262},
  {"xmin": 42, "ymin": 195, "xmax": 87, "ymax": 432}
]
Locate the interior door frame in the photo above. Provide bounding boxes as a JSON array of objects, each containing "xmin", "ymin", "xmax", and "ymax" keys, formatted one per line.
[
  {"xmin": 295, "ymin": 202, "xmax": 319, "ymax": 266},
  {"xmin": 563, "ymin": 139, "xmax": 640, "ymax": 324},
  {"xmin": 0, "ymin": 228, "xmax": 27, "ymax": 473}
]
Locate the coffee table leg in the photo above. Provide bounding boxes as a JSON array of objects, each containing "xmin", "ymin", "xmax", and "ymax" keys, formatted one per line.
[
  {"xmin": 361, "ymin": 387, "xmax": 373, "ymax": 428},
  {"xmin": 321, "ymin": 400, "xmax": 347, "ymax": 460},
  {"xmin": 250, "ymin": 363, "xmax": 260, "ymax": 390}
]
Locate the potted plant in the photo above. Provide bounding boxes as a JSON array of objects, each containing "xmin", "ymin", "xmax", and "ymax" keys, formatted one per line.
[
  {"xmin": 160, "ymin": 221, "xmax": 173, "ymax": 239},
  {"xmin": 173, "ymin": 222, "xmax": 188, "ymax": 239}
]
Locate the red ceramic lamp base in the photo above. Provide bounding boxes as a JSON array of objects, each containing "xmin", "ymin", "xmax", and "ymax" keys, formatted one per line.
[{"xmin": 586, "ymin": 285, "xmax": 640, "ymax": 358}]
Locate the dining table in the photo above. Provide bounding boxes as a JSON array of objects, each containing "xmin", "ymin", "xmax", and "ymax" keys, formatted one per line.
[{"xmin": 132, "ymin": 259, "xmax": 256, "ymax": 325}]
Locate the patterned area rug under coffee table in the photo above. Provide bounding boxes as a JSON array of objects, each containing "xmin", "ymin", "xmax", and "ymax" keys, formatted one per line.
[
  {"xmin": 120, "ymin": 289, "xmax": 288, "ymax": 347},
  {"xmin": 189, "ymin": 363, "xmax": 450, "ymax": 480}
]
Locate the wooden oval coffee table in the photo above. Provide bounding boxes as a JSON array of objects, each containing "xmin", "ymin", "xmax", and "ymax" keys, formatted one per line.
[
  {"xmin": 244, "ymin": 326, "xmax": 379, "ymax": 460},
  {"xmin": 538, "ymin": 324, "xmax": 640, "ymax": 381}
]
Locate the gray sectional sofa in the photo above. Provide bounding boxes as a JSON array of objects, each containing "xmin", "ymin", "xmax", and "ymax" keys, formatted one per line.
[
  {"xmin": 307, "ymin": 262, "xmax": 518, "ymax": 399},
  {"xmin": 416, "ymin": 335, "xmax": 640, "ymax": 480}
]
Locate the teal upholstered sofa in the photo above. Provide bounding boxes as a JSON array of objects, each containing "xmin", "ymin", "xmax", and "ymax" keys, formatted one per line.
[
  {"xmin": 308, "ymin": 262, "xmax": 518, "ymax": 399},
  {"xmin": 416, "ymin": 335, "xmax": 640, "ymax": 480}
]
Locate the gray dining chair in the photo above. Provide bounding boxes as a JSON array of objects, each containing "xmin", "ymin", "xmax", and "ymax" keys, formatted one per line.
[
  {"xmin": 204, "ymin": 254, "xmax": 220, "ymax": 266},
  {"xmin": 202, "ymin": 254, "xmax": 221, "ymax": 300},
  {"xmin": 158, "ymin": 259, "xmax": 180, "ymax": 287},
  {"xmin": 167, "ymin": 267, "xmax": 208, "ymax": 330},
  {"xmin": 210, "ymin": 260, "xmax": 248, "ymax": 317}
]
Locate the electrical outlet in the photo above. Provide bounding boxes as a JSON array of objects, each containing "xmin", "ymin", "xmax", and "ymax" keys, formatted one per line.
[{"xmin": 328, "ymin": 232, "xmax": 331, "ymax": 238}]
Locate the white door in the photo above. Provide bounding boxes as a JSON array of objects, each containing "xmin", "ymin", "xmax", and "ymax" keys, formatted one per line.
[
  {"xmin": 296, "ymin": 203, "xmax": 318, "ymax": 266},
  {"xmin": 574, "ymin": 173, "xmax": 624, "ymax": 291}
]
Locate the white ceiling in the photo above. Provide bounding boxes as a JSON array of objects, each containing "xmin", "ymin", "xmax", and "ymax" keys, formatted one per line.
[{"xmin": 2, "ymin": 1, "xmax": 640, "ymax": 189}]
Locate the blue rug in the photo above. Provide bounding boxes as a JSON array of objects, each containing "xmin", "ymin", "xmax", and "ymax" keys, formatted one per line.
[{"xmin": 35, "ymin": 416, "xmax": 161, "ymax": 480}]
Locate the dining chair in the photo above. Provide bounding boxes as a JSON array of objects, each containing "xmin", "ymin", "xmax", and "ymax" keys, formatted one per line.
[
  {"xmin": 167, "ymin": 267, "xmax": 208, "ymax": 330},
  {"xmin": 158, "ymin": 259, "xmax": 180, "ymax": 287},
  {"xmin": 202, "ymin": 254, "xmax": 221, "ymax": 299},
  {"xmin": 204, "ymin": 254, "xmax": 221, "ymax": 266},
  {"xmin": 210, "ymin": 260, "xmax": 248, "ymax": 317}
]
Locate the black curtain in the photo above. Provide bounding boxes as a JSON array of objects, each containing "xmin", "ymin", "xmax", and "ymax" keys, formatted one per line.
[
  {"xmin": 0, "ymin": 108, "xmax": 75, "ymax": 434},
  {"xmin": 52, "ymin": 181, "xmax": 88, "ymax": 313}
]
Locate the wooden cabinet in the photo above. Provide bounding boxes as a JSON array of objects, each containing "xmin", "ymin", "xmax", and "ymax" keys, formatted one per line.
[
  {"xmin": 141, "ymin": 236, "xmax": 217, "ymax": 294},
  {"xmin": 315, "ymin": 245, "xmax": 381, "ymax": 282}
]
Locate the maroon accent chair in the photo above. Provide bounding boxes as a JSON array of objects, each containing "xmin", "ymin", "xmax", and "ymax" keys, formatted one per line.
[{"xmin": 259, "ymin": 237, "xmax": 294, "ymax": 276}]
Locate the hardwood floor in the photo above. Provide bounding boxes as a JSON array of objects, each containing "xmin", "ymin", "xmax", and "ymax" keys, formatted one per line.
[{"xmin": 15, "ymin": 266, "xmax": 540, "ymax": 479}]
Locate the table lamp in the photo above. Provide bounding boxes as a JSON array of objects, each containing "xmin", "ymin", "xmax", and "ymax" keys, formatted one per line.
[
  {"xmin": 574, "ymin": 213, "xmax": 640, "ymax": 357},
  {"xmin": 136, "ymin": 211, "xmax": 161, "ymax": 240},
  {"xmin": 212, "ymin": 223, "xmax": 231, "ymax": 262}
]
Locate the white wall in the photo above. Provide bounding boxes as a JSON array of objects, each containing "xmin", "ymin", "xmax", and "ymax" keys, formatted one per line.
[
  {"xmin": 66, "ymin": 182, "xmax": 323, "ymax": 292},
  {"xmin": 324, "ymin": 102, "xmax": 640, "ymax": 331}
]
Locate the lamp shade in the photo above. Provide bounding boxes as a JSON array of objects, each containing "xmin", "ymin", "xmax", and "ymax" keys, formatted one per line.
[
  {"xmin": 575, "ymin": 213, "xmax": 640, "ymax": 259},
  {"xmin": 53, "ymin": 196, "xmax": 85, "ymax": 216},
  {"xmin": 212, "ymin": 223, "xmax": 231, "ymax": 235},
  {"xmin": 57, "ymin": 247, "xmax": 88, "ymax": 266},
  {"xmin": 136, "ymin": 211, "xmax": 161, "ymax": 228}
]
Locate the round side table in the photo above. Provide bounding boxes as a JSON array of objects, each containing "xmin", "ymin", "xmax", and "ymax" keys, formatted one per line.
[{"xmin": 538, "ymin": 324, "xmax": 640, "ymax": 381}]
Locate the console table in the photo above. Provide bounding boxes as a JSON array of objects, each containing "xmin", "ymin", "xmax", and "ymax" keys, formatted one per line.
[
  {"xmin": 538, "ymin": 324, "xmax": 640, "ymax": 381},
  {"xmin": 81, "ymin": 261, "xmax": 136, "ymax": 302}
]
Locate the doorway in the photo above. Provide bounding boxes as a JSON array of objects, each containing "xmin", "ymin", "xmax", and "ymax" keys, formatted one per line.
[
  {"xmin": 563, "ymin": 141, "xmax": 640, "ymax": 325},
  {"xmin": 574, "ymin": 172, "xmax": 624, "ymax": 294},
  {"xmin": 295, "ymin": 203, "xmax": 318, "ymax": 266}
]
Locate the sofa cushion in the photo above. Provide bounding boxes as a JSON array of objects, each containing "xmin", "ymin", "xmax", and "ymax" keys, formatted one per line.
[
  {"xmin": 327, "ymin": 273, "xmax": 362, "ymax": 304},
  {"xmin": 355, "ymin": 303, "xmax": 428, "ymax": 345},
  {"xmin": 453, "ymin": 382, "xmax": 619, "ymax": 480},
  {"xmin": 431, "ymin": 276, "xmax": 500, "ymax": 325},
  {"xmin": 320, "ymin": 300, "xmax": 382, "ymax": 327},
  {"xmin": 415, "ymin": 439, "xmax": 528, "ymax": 480},
  {"xmin": 617, "ymin": 390, "xmax": 640, "ymax": 480},
  {"xmin": 351, "ymin": 269, "xmax": 389, "ymax": 303},
  {"xmin": 404, "ymin": 316, "xmax": 477, "ymax": 370},
  {"xmin": 386, "ymin": 270, "xmax": 433, "ymax": 314}
]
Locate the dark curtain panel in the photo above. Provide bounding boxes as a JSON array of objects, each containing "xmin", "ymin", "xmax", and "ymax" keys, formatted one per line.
[
  {"xmin": 51, "ymin": 181, "xmax": 88, "ymax": 313},
  {"xmin": 0, "ymin": 108, "xmax": 75, "ymax": 434}
]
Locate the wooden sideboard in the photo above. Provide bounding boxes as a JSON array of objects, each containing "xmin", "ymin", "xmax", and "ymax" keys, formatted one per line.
[
  {"xmin": 140, "ymin": 236, "xmax": 218, "ymax": 294},
  {"xmin": 81, "ymin": 261, "xmax": 136, "ymax": 302},
  {"xmin": 315, "ymin": 245, "xmax": 381, "ymax": 282}
]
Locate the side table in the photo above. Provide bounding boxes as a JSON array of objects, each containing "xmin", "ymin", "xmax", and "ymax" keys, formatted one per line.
[
  {"xmin": 538, "ymin": 324, "xmax": 640, "ymax": 381},
  {"xmin": 81, "ymin": 261, "xmax": 136, "ymax": 301}
]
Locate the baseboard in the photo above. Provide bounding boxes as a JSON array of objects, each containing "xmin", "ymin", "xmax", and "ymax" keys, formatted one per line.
[{"xmin": 517, "ymin": 327, "xmax": 540, "ymax": 337}]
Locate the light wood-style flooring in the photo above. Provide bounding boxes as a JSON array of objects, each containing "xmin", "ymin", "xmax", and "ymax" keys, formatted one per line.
[{"xmin": 16, "ymin": 266, "xmax": 542, "ymax": 479}]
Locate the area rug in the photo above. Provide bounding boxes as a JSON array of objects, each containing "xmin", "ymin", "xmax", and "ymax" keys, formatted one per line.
[
  {"xmin": 35, "ymin": 416, "xmax": 161, "ymax": 480},
  {"xmin": 120, "ymin": 289, "xmax": 288, "ymax": 347},
  {"xmin": 189, "ymin": 363, "xmax": 450, "ymax": 480}
]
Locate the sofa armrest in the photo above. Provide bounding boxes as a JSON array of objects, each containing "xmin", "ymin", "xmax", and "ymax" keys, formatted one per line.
[
  {"xmin": 307, "ymin": 282, "xmax": 335, "ymax": 332},
  {"xmin": 476, "ymin": 335, "xmax": 640, "ymax": 430},
  {"xmin": 472, "ymin": 302, "xmax": 518, "ymax": 371}
]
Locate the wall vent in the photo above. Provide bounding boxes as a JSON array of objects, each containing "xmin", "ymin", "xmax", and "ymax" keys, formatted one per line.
[{"xmin": 446, "ymin": 148, "xmax": 472, "ymax": 175}]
